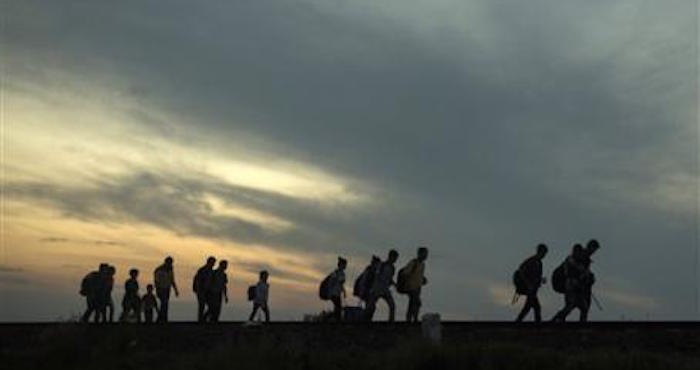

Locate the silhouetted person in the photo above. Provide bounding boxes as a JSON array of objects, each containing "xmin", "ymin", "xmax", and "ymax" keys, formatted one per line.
[
  {"xmin": 552, "ymin": 240, "xmax": 600, "ymax": 322},
  {"xmin": 154, "ymin": 256, "xmax": 179, "ymax": 323},
  {"xmin": 403, "ymin": 247, "xmax": 428, "ymax": 323},
  {"xmin": 120, "ymin": 268, "xmax": 141, "ymax": 322},
  {"xmin": 515, "ymin": 244, "xmax": 548, "ymax": 322},
  {"xmin": 193, "ymin": 256, "xmax": 216, "ymax": 322},
  {"xmin": 80, "ymin": 263, "xmax": 108, "ymax": 323},
  {"xmin": 97, "ymin": 265, "xmax": 116, "ymax": 323},
  {"xmin": 205, "ymin": 260, "xmax": 229, "ymax": 322},
  {"xmin": 353, "ymin": 256, "xmax": 381, "ymax": 303},
  {"xmin": 141, "ymin": 284, "xmax": 158, "ymax": 324},
  {"xmin": 248, "ymin": 270, "xmax": 270, "ymax": 322},
  {"xmin": 365, "ymin": 250, "xmax": 399, "ymax": 322},
  {"xmin": 329, "ymin": 257, "xmax": 347, "ymax": 321}
]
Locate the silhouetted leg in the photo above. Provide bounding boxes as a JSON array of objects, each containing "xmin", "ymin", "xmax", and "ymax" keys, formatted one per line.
[
  {"xmin": 197, "ymin": 294, "xmax": 207, "ymax": 323},
  {"xmin": 249, "ymin": 303, "xmax": 260, "ymax": 321},
  {"xmin": 144, "ymin": 310, "xmax": 153, "ymax": 323},
  {"xmin": 406, "ymin": 290, "xmax": 422, "ymax": 323},
  {"xmin": 331, "ymin": 296, "xmax": 342, "ymax": 321},
  {"xmin": 157, "ymin": 289, "xmax": 170, "ymax": 323},
  {"xmin": 579, "ymin": 295, "xmax": 591, "ymax": 322},
  {"xmin": 82, "ymin": 298, "xmax": 97, "ymax": 323},
  {"xmin": 262, "ymin": 304, "xmax": 270, "ymax": 322},
  {"xmin": 532, "ymin": 295, "xmax": 542, "ymax": 323},
  {"xmin": 516, "ymin": 296, "xmax": 533, "ymax": 322},
  {"xmin": 107, "ymin": 299, "xmax": 114, "ymax": 323},
  {"xmin": 364, "ymin": 294, "xmax": 378, "ymax": 322},
  {"xmin": 384, "ymin": 292, "xmax": 396, "ymax": 323},
  {"xmin": 552, "ymin": 292, "xmax": 576, "ymax": 322}
]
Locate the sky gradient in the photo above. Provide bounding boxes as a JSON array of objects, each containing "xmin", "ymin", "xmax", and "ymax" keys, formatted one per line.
[{"xmin": 1, "ymin": 0, "xmax": 698, "ymax": 321}]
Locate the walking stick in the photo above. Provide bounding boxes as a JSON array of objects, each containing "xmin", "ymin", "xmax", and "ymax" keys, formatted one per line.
[
  {"xmin": 511, "ymin": 292, "xmax": 520, "ymax": 305},
  {"xmin": 591, "ymin": 293, "xmax": 603, "ymax": 311}
]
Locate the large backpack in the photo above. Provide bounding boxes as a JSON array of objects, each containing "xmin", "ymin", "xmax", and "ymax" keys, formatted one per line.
[
  {"xmin": 247, "ymin": 285, "xmax": 257, "ymax": 301},
  {"xmin": 353, "ymin": 267, "xmax": 375, "ymax": 301},
  {"xmin": 512, "ymin": 269, "xmax": 528, "ymax": 295},
  {"xmin": 551, "ymin": 263, "xmax": 567, "ymax": 294},
  {"xmin": 80, "ymin": 272, "xmax": 98, "ymax": 296},
  {"xmin": 319, "ymin": 273, "xmax": 334, "ymax": 300},
  {"xmin": 396, "ymin": 261, "xmax": 417, "ymax": 294}
]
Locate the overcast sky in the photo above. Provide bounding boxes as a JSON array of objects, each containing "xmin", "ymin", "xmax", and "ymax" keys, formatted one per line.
[{"xmin": 1, "ymin": 0, "xmax": 697, "ymax": 321}]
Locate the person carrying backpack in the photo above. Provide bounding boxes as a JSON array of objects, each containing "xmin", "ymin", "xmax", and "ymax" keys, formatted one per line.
[
  {"xmin": 205, "ymin": 260, "xmax": 229, "ymax": 322},
  {"xmin": 248, "ymin": 270, "xmax": 270, "ymax": 323},
  {"xmin": 120, "ymin": 268, "xmax": 141, "ymax": 322},
  {"xmin": 514, "ymin": 244, "xmax": 548, "ymax": 322},
  {"xmin": 154, "ymin": 256, "xmax": 179, "ymax": 323},
  {"xmin": 321, "ymin": 257, "xmax": 347, "ymax": 321},
  {"xmin": 398, "ymin": 247, "xmax": 429, "ymax": 323},
  {"xmin": 80, "ymin": 263, "xmax": 107, "ymax": 323},
  {"xmin": 551, "ymin": 240, "xmax": 600, "ymax": 322},
  {"xmin": 353, "ymin": 256, "xmax": 381, "ymax": 303},
  {"xmin": 193, "ymin": 256, "xmax": 216, "ymax": 322},
  {"xmin": 365, "ymin": 250, "xmax": 399, "ymax": 322}
]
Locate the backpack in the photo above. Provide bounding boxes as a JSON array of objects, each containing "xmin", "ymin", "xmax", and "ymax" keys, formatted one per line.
[
  {"xmin": 512, "ymin": 269, "xmax": 528, "ymax": 295},
  {"xmin": 80, "ymin": 273, "xmax": 94, "ymax": 296},
  {"xmin": 247, "ymin": 285, "xmax": 256, "ymax": 301},
  {"xmin": 353, "ymin": 267, "xmax": 375, "ymax": 301},
  {"xmin": 551, "ymin": 263, "xmax": 567, "ymax": 294},
  {"xmin": 396, "ymin": 261, "xmax": 417, "ymax": 294},
  {"xmin": 319, "ymin": 273, "xmax": 333, "ymax": 300}
]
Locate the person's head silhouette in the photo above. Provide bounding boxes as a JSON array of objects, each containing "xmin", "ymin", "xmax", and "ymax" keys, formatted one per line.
[
  {"xmin": 388, "ymin": 249, "xmax": 399, "ymax": 263},
  {"xmin": 206, "ymin": 256, "xmax": 216, "ymax": 267},
  {"xmin": 417, "ymin": 247, "xmax": 429, "ymax": 262},
  {"xmin": 218, "ymin": 260, "xmax": 228, "ymax": 271},
  {"xmin": 536, "ymin": 244, "xmax": 548, "ymax": 259},
  {"xmin": 337, "ymin": 257, "xmax": 348, "ymax": 271}
]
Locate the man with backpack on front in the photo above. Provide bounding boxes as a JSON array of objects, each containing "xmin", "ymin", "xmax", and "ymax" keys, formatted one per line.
[
  {"xmin": 80, "ymin": 263, "xmax": 108, "ymax": 323},
  {"xmin": 365, "ymin": 250, "xmax": 399, "ymax": 322},
  {"xmin": 193, "ymin": 256, "xmax": 216, "ymax": 322},
  {"xmin": 551, "ymin": 240, "xmax": 600, "ymax": 322},
  {"xmin": 397, "ymin": 247, "xmax": 429, "ymax": 323},
  {"xmin": 513, "ymin": 244, "xmax": 548, "ymax": 322}
]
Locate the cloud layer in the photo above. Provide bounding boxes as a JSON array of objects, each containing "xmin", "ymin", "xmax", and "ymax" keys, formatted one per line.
[{"xmin": 2, "ymin": 0, "xmax": 697, "ymax": 320}]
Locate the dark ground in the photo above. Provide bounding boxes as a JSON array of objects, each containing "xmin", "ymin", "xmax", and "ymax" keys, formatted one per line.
[{"xmin": 1, "ymin": 322, "xmax": 700, "ymax": 370}]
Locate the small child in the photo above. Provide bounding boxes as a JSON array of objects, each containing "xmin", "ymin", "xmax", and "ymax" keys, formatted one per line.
[
  {"xmin": 119, "ymin": 268, "xmax": 141, "ymax": 322},
  {"xmin": 141, "ymin": 284, "xmax": 158, "ymax": 324},
  {"xmin": 248, "ymin": 270, "xmax": 270, "ymax": 322}
]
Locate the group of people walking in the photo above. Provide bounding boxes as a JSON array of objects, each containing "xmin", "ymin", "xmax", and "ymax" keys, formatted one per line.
[
  {"xmin": 319, "ymin": 247, "xmax": 429, "ymax": 323},
  {"xmin": 513, "ymin": 239, "xmax": 601, "ymax": 322},
  {"xmin": 80, "ymin": 256, "xmax": 269, "ymax": 323},
  {"xmin": 79, "ymin": 240, "xmax": 600, "ymax": 324}
]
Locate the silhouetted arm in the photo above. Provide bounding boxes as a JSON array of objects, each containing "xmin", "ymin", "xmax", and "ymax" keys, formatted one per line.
[{"xmin": 171, "ymin": 270, "xmax": 179, "ymax": 297}]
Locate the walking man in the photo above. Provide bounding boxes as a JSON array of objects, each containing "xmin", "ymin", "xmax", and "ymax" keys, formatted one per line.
[
  {"xmin": 514, "ymin": 244, "xmax": 548, "ymax": 322},
  {"xmin": 401, "ymin": 247, "xmax": 428, "ymax": 323},
  {"xmin": 193, "ymin": 256, "xmax": 216, "ymax": 322},
  {"xmin": 205, "ymin": 260, "xmax": 229, "ymax": 322},
  {"xmin": 248, "ymin": 270, "xmax": 270, "ymax": 323},
  {"xmin": 365, "ymin": 250, "xmax": 399, "ymax": 322},
  {"xmin": 154, "ymin": 256, "xmax": 179, "ymax": 323}
]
